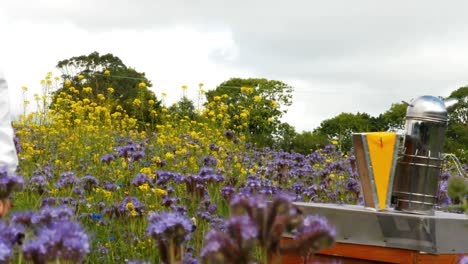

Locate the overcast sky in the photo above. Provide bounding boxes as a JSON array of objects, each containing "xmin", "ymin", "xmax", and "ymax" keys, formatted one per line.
[{"xmin": 1, "ymin": 0, "xmax": 468, "ymax": 131}]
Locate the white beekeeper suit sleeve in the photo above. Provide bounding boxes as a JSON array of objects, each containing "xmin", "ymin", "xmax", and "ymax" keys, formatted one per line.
[{"xmin": 0, "ymin": 70, "xmax": 18, "ymax": 175}]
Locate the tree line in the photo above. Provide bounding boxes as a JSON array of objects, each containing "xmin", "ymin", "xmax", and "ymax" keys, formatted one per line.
[{"xmin": 51, "ymin": 52, "xmax": 467, "ymax": 162}]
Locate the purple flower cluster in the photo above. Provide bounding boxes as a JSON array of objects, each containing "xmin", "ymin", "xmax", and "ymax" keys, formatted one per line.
[
  {"xmin": 147, "ymin": 211, "xmax": 193, "ymax": 263},
  {"xmin": 201, "ymin": 194, "xmax": 335, "ymax": 263},
  {"xmin": 0, "ymin": 219, "xmax": 26, "ymax": 263},
  {"xmin": 22, "ymin": 220, "xmax": 90, "ymax": 263},
  {"xmin": 0, "ymin": 166, "xmax": 24, "ymax": 199},
  {"xmin": 200, "ymin": 215, "xmax": 258, "ymax": 264},
  {"xmin": 116, "ymin": 140, "xmax": 146, "ymax": 162},
  {"xmin": 147, "ymin": 211, "xmax": 192, "ymax": 244},
  {"xmin": 184, "ymin": 167, "xmax": 224, "ymax": 198},
  {"xmin": 31, "ymin": 206, "xmax": 74, "ymax": 227},
  {"xmin": 77, "ymin": 175, "xmax": 100, "ymax": 191},
  {"xmin": 282, "ymin": 215, "xmax": 336, "ymax": 256},
  {"xmin": 55, "ymin": 171, "xmax": 76, "ymax": 189}
]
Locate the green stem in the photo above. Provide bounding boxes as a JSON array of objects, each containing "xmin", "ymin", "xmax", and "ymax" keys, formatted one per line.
[{"xmin": 169, "ymin": 239, "xmax": 175, "ymax": 264}]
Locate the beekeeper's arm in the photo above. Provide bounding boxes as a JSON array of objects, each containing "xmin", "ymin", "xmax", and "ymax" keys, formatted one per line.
[{"xmin": 0, "ymin": 70, "xmax": 18, "ymax": 175}]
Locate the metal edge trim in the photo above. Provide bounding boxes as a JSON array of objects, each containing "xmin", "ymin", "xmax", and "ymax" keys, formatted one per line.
[
  {"xmin": 362, "ymin": 134, "xmax": 380, "ymax": 210},
  {"xmin": 386, "ymin": 134, "xmax": 400, "ymax": 208}
]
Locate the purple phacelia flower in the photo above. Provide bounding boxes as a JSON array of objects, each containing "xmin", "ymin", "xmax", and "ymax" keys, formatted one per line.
[
  {"xmin": 28, "ymin": 175, "xmax": 47, "ymax": 194},
  {"xmin": 131, "ymin": 173, "xmax": 152, "ymax": 187},
  {"xmin": 226, "ymin": 215, "xmax": 258, "ymax": 242},
  {"xmin": 221, "ymin": 186, "xmax": 236, "ymax": 202},
  {"xmin": 41, "ymin": 197, "xmax": 58, "ymax": 208},
  {"xmin": 31, "ymin": 206, "xmax": 73, "ymax": 227},
  {"xmin": 131, "ymin": 150, "xmax": 145, "ymax": 161},
  {"xmin": 202, "ymin": 155, "xmax": 218, "ymax": 167},
  {"xmin": 0, "ymin": 220, "xmax": 24, "ymax": 246},
  {"xmin": 147, "ymin": 212, "xmax": 192, "ymax": 244},
  {"xmin": 78, "ymin": 175, "xmax": 99, "ymax": 191},
  {"xmin": 100, "ymin": 154, "xmax": 115, "ymax": 164},
  {"xmin": 346, "ymin": 178, "xmax": 361, "ymax": 193},
  {"xmin": 459, "ymin": 255, "xmax": 468, "ymax": 264},
  {"xmin": 223, "ymin": 130, "xmax": 235, "ymax": 140},
  {"xmin": 11, "ymin": 211, "xmax": 35, "ymax": 229},
  {"xmin": 0, "ymin": 241, "xmax": 12, "ymax": 263},
  {"xmin": 0, "ymin": 167, "xmax": 24, "ymax": 199},
  {"xmin": 55, "ymin": 171, "xmax": 76, "ymax": 189},
  {"xmin": 119, "ymin": 196, "xmax": 144, "ymax": 216},
  {"xmin": 283, "ymin": 215, "xmax": 335, "ymax": 256},
  {"xmin": 22, "ymin": 220, "xmax": 90, "ymax": 263}
]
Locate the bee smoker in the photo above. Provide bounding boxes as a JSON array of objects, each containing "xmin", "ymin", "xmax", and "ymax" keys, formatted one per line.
[{"xmin": 392, "ymin": 95, "xmax": 458, "ymax": 215}]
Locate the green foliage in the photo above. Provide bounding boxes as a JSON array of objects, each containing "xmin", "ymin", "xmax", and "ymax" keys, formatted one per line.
[
  {"xmin": 314, "ymin": 112, "xmax": 380, "ymax": 150},
  {"xmin": 52, "ymin": 51, "xmax": 162, "ymax": 125},
  {"xmin": 445, "ymin": 86, "xmax": 468, "ymax": 163},
  {"xmin": 290, "ymin": 131, "xmax": 329, "ymax": 155},
  {"xmin": 169, "ymin": 96, "xmax": 198, "ymax": 120},
  {"xmin": 447, "ymin": 176, "xmax": 468, "ymax": 214},
  {"xmin": 275, "ymin": 123, "xmax": 297, "ymax": 151},
  {"xmin": 205, "ymin": 78, "xmax": 293, "ymax": 147},
  {"xmin": 378, "ymin": 103, "xmax": 407, "ymax": 131}
]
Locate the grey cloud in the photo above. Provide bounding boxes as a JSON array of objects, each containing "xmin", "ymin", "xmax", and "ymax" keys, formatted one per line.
[{"xmin": 4, "ymin": 0, "xmax": 468, "ymax": 130}]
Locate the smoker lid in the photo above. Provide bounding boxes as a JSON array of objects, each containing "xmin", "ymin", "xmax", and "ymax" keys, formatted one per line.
[{"xmin": 406, "ymin": 95, "xmax": 448, "ymax": 123}]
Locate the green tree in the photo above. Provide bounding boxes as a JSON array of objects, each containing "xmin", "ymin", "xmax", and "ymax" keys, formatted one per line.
[
  {"xmin": 315, "ymin": 112, "xmax": 380, "ymax": 150},
  {"xmin": 169, "ymin": 96, "xmax": 198, "ymax": 120},
  {"xmin": 275, "ymin": 123, "xmax": 297, "ymax": 151},
  {"xmin": 205, "ymin": 78, "xmax": 293, "ymax": 146},
  {"xmin": 444, "ymin": 86, "xmax": 468, "ymax": 163},
  {"xmin": 290, "ymin": 131, "xmax": 329, "ymax": 154},
  {"xmin": 378, "ymin": 103, "xmax": 407, "ymax": 131},
  {"xmin": 52, "ymin": 52, "xmax": 161, "ymax": 125}
]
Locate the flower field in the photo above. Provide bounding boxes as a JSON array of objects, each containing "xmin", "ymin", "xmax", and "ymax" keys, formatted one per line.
[{"xmin": 1, "ymin": 73, "xmax": 465, "ymax": 264}]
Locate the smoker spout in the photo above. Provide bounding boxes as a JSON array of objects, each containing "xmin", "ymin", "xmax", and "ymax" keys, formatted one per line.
[{"xmin": 443, "ymin": 98, "xmax": 459, "ymax": 110}]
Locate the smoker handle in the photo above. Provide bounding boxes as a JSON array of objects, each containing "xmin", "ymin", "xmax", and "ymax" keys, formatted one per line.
[{"xmin": 442, "ymin": 153, "xmax": 468, "ymax": 179}]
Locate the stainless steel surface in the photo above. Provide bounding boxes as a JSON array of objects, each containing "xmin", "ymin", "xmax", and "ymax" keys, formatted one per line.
[
  {"xmin": 405, "ymin": 95, "xmax": 448, "ymax": 123},
  {"xmin": 293, "ymin": 202, "xmax": 468, "ymax": 254},
  {"xmin": 392, "ymin": 95, "xmax": 452, "ymax": 215}
]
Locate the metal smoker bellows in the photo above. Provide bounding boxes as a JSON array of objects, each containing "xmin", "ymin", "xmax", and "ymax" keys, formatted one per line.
[{"xmin": 392, "ymin": 95, "xmax": 457, "ymax": 215}]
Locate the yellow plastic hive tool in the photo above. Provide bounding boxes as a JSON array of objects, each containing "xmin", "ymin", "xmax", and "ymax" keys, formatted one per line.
[{"xmin": 366, "ymin": 132, "xmax": 397, "ymax": 210}]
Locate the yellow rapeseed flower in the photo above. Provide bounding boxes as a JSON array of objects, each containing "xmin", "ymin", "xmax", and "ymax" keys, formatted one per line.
[
  {"xmin": 83, "ymin": 87, "xmax": 92, "ymax": 93},
  {"xmin": 139, "ymin": 82, "xmax": 147, "ymax": 89},
  {"xmin": 213, "ymin": 96, "xmax": 221, "ymax": 102},
  {"xmin": 138, "ymin": 183, "xmax": 150, "ymax": 192},
  {"xmin": 133, "ymin": 99, "xmax": 141, "ymax": 107},
  {"xmin": 107, "ymin": 87, "xmax": 114, "ymax": 93},
  {"xmin": 164, "ymin": 152, "xmax": 174, "ymax": 160},
  {"xmin": 153, "ymin": 188, "xmax": 167, "ymax": 196},
  {"xmin": 254, "ymin": 96, "xmax": 262, "ymax": 102},
  {"xmin": 78, "ymin": 75, "xmax": 85, "ymax": 81},
  {"xmin": 104, "ymin": 70, "xmax": 111, "ymax": 75},
  {"xmin": 21, "ymin": 86, "xmax": 28, "ymax": 91},
  {"xmin": 64, "ymin": 80, "xmax": 71, "ymax": 87},
  {"xmin": 126, "ymin": 202, "xmax": 134, "ymax": 211}
]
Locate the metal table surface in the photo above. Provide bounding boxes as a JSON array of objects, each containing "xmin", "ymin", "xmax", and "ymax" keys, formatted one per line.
[{"xmin": 293, "ymin": 202, "xmax": 468, "ymax": 254}]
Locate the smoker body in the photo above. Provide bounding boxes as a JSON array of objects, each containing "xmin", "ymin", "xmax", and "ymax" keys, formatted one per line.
[{"xmin": 392, "ymin": 96, "xmax": 449, "ymax": 215}]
